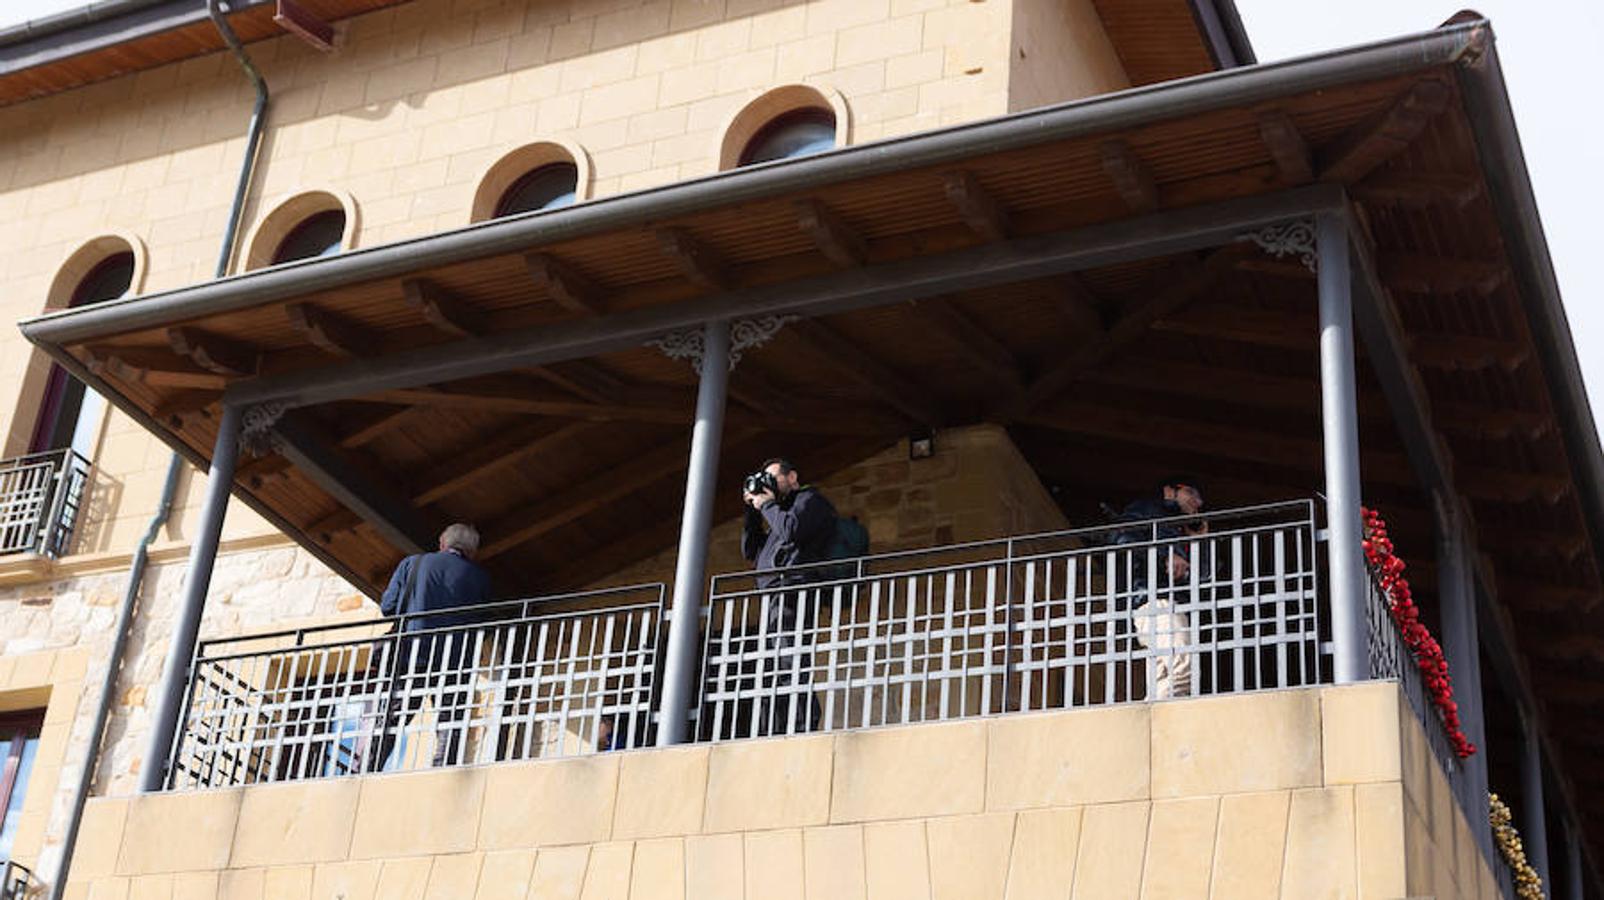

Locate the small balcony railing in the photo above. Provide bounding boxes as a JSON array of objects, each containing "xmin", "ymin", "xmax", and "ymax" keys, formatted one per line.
[
  {"xmin": 697, "ymin": 500, "xmax": 1327, "ymax": 740},
  {"xmin": 0, "ymin": 448, "xmax": 90, "ymax": 559},
  {"xmin": 165, "ymin": 584, "xmax": 664, "ymax": 790},
  {"xmin": 1, "ymin": 861, "xmax": 35, "ymax": 900}
]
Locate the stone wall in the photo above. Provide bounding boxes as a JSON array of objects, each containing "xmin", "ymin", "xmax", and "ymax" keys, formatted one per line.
[
  {"xmin": 0, "ymin": 541, "xmax": 371, "ymax": 886},
  {"xmin": 63, "ymin": 683, "xmax": 1495, "ymax": 900},
  {"xmin": 602, "ymin": 424, "xmax": 1067, "ymax": 592}
]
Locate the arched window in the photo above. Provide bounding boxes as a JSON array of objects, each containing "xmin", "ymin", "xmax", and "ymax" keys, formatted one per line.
[
  {"xmin": 494, "ymin": 162, "xmax": 579, "ymax": 217},
  {"xmin": 739, "ymin": 108, "xmax": 837, "ymax": 166},
  {"xmin": 30, "ymin": 251, "xmax": 136, "ymax": 455},
  {"xmin": 272, "ymin": 209, "xmax": 347, "ymax": 264}
]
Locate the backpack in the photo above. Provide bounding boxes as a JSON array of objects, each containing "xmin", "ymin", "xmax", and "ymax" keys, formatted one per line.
[{"xmin": 817, "ymin": 515, "xmax": 869, "ymax": 582}]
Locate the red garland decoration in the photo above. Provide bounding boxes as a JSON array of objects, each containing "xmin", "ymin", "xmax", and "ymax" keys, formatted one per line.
[{"xmin": 1361, "ymin": 506, "xmax": 1477, "ymax": 759}]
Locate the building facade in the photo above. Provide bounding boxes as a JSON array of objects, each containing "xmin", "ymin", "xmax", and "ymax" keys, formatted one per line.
[{"xmin": 0, "ymin": 0, "xmax": 1597, "ymax": 898}]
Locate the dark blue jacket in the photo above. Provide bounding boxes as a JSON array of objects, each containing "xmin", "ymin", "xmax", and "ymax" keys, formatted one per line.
[
  {"xmin": 380, "ymin": 549, "xmax": 493, "ymax": 634},
  {"xmin": 741, "ymin": 486, "xmax": 837, "ymax": 589}
]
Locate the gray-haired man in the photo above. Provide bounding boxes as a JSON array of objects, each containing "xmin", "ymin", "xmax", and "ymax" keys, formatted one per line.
[{"xmin": 370, "ymin": 523, "xmax": 492, "ymax": 769}]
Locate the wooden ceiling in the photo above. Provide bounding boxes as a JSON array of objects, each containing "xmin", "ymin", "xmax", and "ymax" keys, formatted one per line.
[{"xmin": 28, "ymin": 58, "xmax": 1604, "ymax": 846}]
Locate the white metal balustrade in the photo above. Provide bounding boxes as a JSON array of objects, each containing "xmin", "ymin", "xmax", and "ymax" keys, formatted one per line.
[
  {"xmin": 697, "ymin": 501, "xmax": 1328, "ymax": 741},
  {"xmin": 0, "ymin": 448, "xmax": 90, "ymax": 558},
  {"xmin": 165, "ymin": 584, "xmax": 665, "ymax": 789}
]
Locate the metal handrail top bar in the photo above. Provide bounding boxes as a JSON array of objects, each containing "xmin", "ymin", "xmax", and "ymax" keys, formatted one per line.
[
  {"xmin": 0, "ymin": 447, "xmax": 82, "ymax": 467},
  {"xmin": 195, "ymin": 582, "xmax": 665, "ymax": 653},
  {"xmin": 713, "ymin": 499, "xmax": 1318, "ymax": 593}
]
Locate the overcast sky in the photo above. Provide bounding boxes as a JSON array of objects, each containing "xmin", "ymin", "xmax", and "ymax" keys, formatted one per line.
[{"xmin": 5, "ymin": 0, "xmax": 1601, "ymax": 431}]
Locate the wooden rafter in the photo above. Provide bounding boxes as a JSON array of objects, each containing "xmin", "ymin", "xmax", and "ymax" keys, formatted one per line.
[
  {"xmin": 337, "ymin": 406, "xmax": 422, "ymax": 449},
  {"xmin": 166, "ymin": 327, "xmax": 258, "ymax": 377},
  {"xmin": 1099, "ymin": 140, "xmax": 1160, "ymax": 213},
  {"xmin": 410, "ymin": 420, "xmax": 600, "ymax": 507},
  {"xmin": 1352, "ymin": 171, "xmax": 1483, "ymax": 210},
  {"xmin": 655, "ymin": 227, "xmax": 729, "ymax": 290},
  {"xmin": 1318, "ymin": 79, "xmax": 1452, "ymax": 182},
  {"xmin": 1256, "ymin": 110, "xmax": 1313, "ymax": 185},
  {"xmin": 526, "ymin": 253, "xmax": 604, "ymax": 315},
  {"xmin": 1053, "ymin": 275, "xmax": 1106, "ymax": 339},
  {"xmin": 788, "ymin": 318, "xmax": 941, "ymax": 426},
  {"xmin": 796, "ymin": 199, "xmax": 866, "ymax": 266},
  {"xmin": 911, "ymin": 300, "xmax": 1024, "ymax": 392},
  {"xmin": 1381, "ymin": 253, "xmax": 1508, "ymax": 295},
  {"xmin": 942, "ymin": 171, "xmax": 1010, "ymax": 241},
  {"xmin": 402, "ymin": 278, "xmax": 484, "ymax": 337},
  {"xmin": 84, "ymin": 349, "xmax": 227, "ymax": 391},
  {"xmin": 286, "ymin": 302, "xmax": 371, "ymax": 358}
]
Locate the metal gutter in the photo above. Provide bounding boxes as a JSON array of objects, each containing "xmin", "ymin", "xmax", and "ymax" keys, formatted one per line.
[
  {"xmin": 16, "ymin": 20, "xmax": 1483, "ymax": 349},
  {"xmin": 1207, "ymin": 0, "xmax": 1257, "ymax": 66},
  {"xmin": 0, "ymin": 0, "xmax": 270, "ymax": 77},
  {"xmin": 1453, "ymin": 30, "xmax": 1604, "ymax": 889}
]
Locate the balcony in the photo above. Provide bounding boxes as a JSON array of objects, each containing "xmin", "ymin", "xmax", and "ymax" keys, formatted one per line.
[
  {"xmin": 0, "ymin": 449, "xmax": 89, "ymax": 560},
  {"xmin": 1, "ymin": 861, "xmax": 35, "ymax": 900}
]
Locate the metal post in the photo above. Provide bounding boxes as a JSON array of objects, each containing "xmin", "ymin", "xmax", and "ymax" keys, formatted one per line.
[
  {"xmin": 139, "ymin": 403, "xmax": 243, "ymax": 792},
  {"xmin": 1522, "ymin": 722, "xmax": 1553, "ymax": 893},
  {"xmin": 1316, "ymin": 212, "xmax": 1366, "ymax": 683},
  {"xmin": 1436, "ymin": 499, "xmax": 1490, "ymax": 850},
  {"xmin": 657, "ymin": 320, "xmax": 730, "ymax": 746},
  {"xmin": 1568, "ymin": 822, "xmax": 1586, "ymax": 900}
]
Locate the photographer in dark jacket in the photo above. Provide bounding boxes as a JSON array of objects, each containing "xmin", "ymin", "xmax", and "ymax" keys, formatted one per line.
[
  {"xmin": 1112, "ymin": 476, "xmax": 1208, "ymax": 700},
  {"xmin": 741, "ymin": 457, "xmax": 837, "ymax": 734}
]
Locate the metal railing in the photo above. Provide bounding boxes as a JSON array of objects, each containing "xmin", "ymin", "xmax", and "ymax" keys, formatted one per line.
[
  {"xmin": 165, "ymin": 584, "xmax": 665, "ymax": 789},
  {"xmin": 697, "ymin": 500, "xmax": 1326, "ymax": 741},
  {"xmin": 1, "ymin": 861, "xmax": 34, "ymax": 900},
  {"xmin": 0, "ymin": 448, "xmax": 90, "ymax": 558}
]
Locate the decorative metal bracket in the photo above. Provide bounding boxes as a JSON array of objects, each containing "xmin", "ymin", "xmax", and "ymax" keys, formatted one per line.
[
  {"xmin": 1240, "ymin": 219, "xmax": 1317, "ymax": 273},
  {"xmin": 647, "ymin": 315, "xmax": 797, "ymax": 375},
  {"xmin": 240, "ymin": 402, "xmax": 288, "ymax": 457}
]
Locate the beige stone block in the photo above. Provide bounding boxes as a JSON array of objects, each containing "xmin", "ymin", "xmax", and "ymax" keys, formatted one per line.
[
  {"xmin": 685, "ymin": 834, "xmax": 743, "ymax": 900},
  {"xmin": 1355, "ymin": 782, "xmax": 1407, "ymax": 900},
  {"xmin": 53, "ymin": 646, "xmax": 92, "ymax": 681},
  {"xmin": 116, "ymin": 789, "xmax": 242, "ymax": 875},
  {"xmin": 1150, "ymin": 689, "xmax": 1322, "ymax": 798},
  {"xmin": 88, "ymin": 879, "xmax": 131, "ymax": 900},
  {"xmin": 75, "ymin": 799, "xmax": 130, "ymax": 879},
  {"xmin": 1207, "ymin": 790, "xmax": 1288, "ymax": 899},
  {"xmin": 987, "ymin": 706, "xmax": 1149, "ymax": 810},
  {"xmin": 863, "ymin": 820, "xmax": 930, "ymax": 900},
  {"xmin": 1139, "ymin": 797, "xmax": 1218, "ymax": 900},
  {"xmin": 530, "ymin": 846, "xmax": 591, "ymax": 900},
  {"xmin": 230, "ymin": 779, "xmax": 361, "ymax": 867},
  {"xmin": 216, "ymin": 869, "xmax": 264, "ymax": 900},
  {"xmin": 1403, "ymin": 804, "xmax": 1433, "ymax": 898},
  {"xmin": 1069, "ymin": 801, "xmax": 1148, "ymax": 900},
  {"xmin": 311, "ymin": 861, "xmax": 382, "ymax": 900},
  {"xmin": 173, "ymin": 873, "xmax": 218, "ymax": 900},
  {"xmin": 1322, "ymin": 683, "xmax": 1403, "ymax": 785},
  {"xmin": 1004, "ymin": 808, "xmax": 1082, "ymax": 900},
  {"xmin": 745, "ymin": 830, "xmax": 805, "ymax": 900},
  {"xmin": 128, "ymin": 874, "xmax": 172, "ymax": 900},
  {"xmin": 426, "ymin": 853, "xmax": 485, "ymax": 899},
  {"xmin": 803, "ymin": 825, "xmax": 865, "ymax": 900},
  {"xmin": 480, "ymin": 754, "xmax": 618, "ymax": 849},
  {"xmin": 375, "ymin": 858, "xmax": 432, "ymax": 900},
  {"xmin": 629, "ymin": 838, "xmax": 685, "ymax": 900},
  {"xmin": 11, "ymin": 650, "xmax": 55, "ymax": 688},
  {"xmin": 1281, "ymin": 786, "xmax": 1357, "ymax": 899},
  {"xmin": 832, "ymin": 721, "xmax": 985, "ymax": 823},
  {"xmin": 704, "ymin": 735, "xmax": 832, "ymax": 833},
  {"xmin": 613, "ymin": 745, "xmax": 708, "ymax": 839},
  {"xmin": 579, "ymin": 842, "xmax": 633, "ymax": 900},
  {"xmin": 835, "ymin": 17, "xmax": 923, "ymax": 69},
  {"xmin": 262, "ymin": 866, "xmax": 313, "ymax": 900},
  {"xmin": 477, "ymin": 850, "xmax": 537, "ymax": 900},
  {"xmin": 350, "ymin": 768, "xmax": 485, "ymax": 858},
  {"xmin": 927, "ymin": 813, "xmax": 1014, "ymax": 900}
]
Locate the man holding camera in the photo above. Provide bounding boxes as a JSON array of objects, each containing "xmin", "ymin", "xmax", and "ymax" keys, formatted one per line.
[
  {"xmin": 1114, "ymin": 476, "xmax": 1209, "ymax": 701},
  {"xmin": 741, "ymin": 457, "xmax": 838, "ymax": 735}
]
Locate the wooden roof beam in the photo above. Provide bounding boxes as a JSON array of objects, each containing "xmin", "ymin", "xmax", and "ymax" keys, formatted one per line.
[
  {"xmin": 1318, "ymin": 79, "xmax": 1452, "ymax": 183},
  {"xmin": 1257, "ymin": 110, "xmax": 1313, "ymax": 185},
  {"xmin": 1412, "ymin": 333, "xmax": 1529, "ymax": 373},
  {"xmin": 788, "ymin": 318, "xmax": 942, "ymax": 426},
  {"xmin": 912, "ymin": 299, "xmax": 1025, "ymax": 392},
  {"xmin": 410, "ymin": 420, "xmax": 599, "ymax": 507},
  {"xmin": 655, "ymin": 227, "xmax": 729, "ymax": 290},
  {"xmin": 337, "ymin": 405, "xmax": 422, "ymax": 449},
  {"xmin": 525, "ymin": 253, "xmax": 605, "ymax": 315},
  {"xmin": 402, "ymin": 278, "xmax": 485, "ymax": 337},
  {"xmin": 943, "ymin": 171, "xmax": 1010, "ymax": 241},
  {"xmin": 167, "ymin": 327, "xmax": 258, "ymax": 377},
  {"xmin": 1054, "ymin": 275, "xmax": 1106, "ymax": 339},
  {"xmin": 1352, "ymin": 171, "xmax": 1484, "ymax": 210},
  {"xmin": 1380, "ymin": 253, "xmax": 1508, "ymax": 295},
  {"xmin": 1099, "ymin": 140, "xmax": 1160, "ymax": 213},
  {"xmin": 286, "ymin": 302, "xmax": 372, "ymax": 358},
  {"xmin": 275, "ymin": 411, "xmax": 437, "ymax": 555},
  {"xmin": 84, "ymin": 349, "xmax": 227, "ymax": 391},
  {"xmin": 796, "ymin": 199, "xmax": 866, "ymax": 266}
]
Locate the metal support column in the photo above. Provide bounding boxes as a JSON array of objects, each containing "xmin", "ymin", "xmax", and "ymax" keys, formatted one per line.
[
  {"xmin": 1317, "ymin": 211, "xmax": 1367, "ymax": 683},
  {"xmin": 1436, "ymin": 499, "xmax": 1490, "ymax": 850},
  {"xmin": 1568, "ymin": 822, "xmax": 1587, "ymax": 900},
  {"xmin": 139, "ymin": 403, "xmax": 243, "ymax": 792},
  {"xmin": 1523, "ymin": 723, "xmax": 1553, "ymax": 893},
  {"xmin": 657, "ymin": 320, "xmax": 731, "ymax": 746}
]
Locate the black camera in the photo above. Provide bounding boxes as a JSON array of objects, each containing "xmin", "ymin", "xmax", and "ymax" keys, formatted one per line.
[{"xmin": 743, "ymin": 470, "xmax": 778, "ymax": 497}]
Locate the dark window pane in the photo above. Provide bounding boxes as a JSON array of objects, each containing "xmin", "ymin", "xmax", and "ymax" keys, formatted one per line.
[
  {"xmin": 71, "ymin": 252, "xmax": 135, "ymax": 306},
  {"xmin": 273, "ymin": 210, "xmax": 346, "ymax": 264},
  {"xmin": 0, "ymin": 712, "xmax": 44, "ymax": 863},
  {"xmin": 31, "ymin": 252, "xmax": 133, "ymax": 453},
  {"xmin": 740, "ymin": 109, "xmax": 836, "ymax": 166},
  {"xmin": 495, "ymin": 163, "xmax": 579, "ymax": 217}
]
